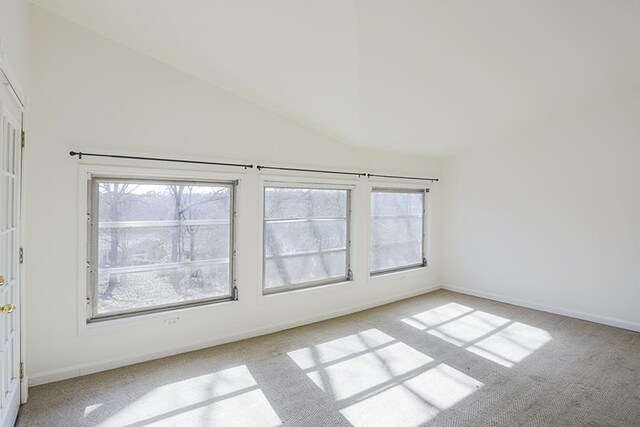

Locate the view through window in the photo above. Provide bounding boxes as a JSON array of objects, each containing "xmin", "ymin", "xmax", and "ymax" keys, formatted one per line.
[
  {"xmin": 89, "ymin": 178, "xmax": 235, "ymax": 320},
  {"xmin": 370, "ymin": 189, "xmax": 425, "ymax": 274},
  {"xmin": 263, "ymin": 186, "xmax": 350, "ymax": 293}
]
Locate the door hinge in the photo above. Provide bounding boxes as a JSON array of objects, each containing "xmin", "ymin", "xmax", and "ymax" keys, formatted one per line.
[
  {"xmin": 19, "ymin": 248, "xmax": 24, "ymax": 264},
  {"xmin": 19, "ymin": 362, "xmax": 24, "ymax": 380},
  {"xmin": 21, "ymin": 130, "xmax": 25, "ymax": 148}
]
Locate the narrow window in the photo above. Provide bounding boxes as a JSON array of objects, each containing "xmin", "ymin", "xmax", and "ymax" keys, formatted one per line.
[
  {"xmin": 263, "ymin": 186, "xmax": 351, "ymax": 294},
  {"xmin": 88, "ymin": 178, "xmax": 235, "ymax": 321},
  {"xmin": 370, "ymin": 189, "xmax": 426, "ymax": 275}
]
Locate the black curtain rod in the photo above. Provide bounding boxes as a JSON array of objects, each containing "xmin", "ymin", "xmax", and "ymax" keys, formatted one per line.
[
  {"xmin": 69, "ymin": 151, "xmax": 439, "ymax": 181},
  {"xmin": 256, "ymin": 165, "xmax": 366, "ymax": 177},
  {"xmin": 69, "ymin": 151, "xmax": 254, "ymax": 169},
  {"xmin": 367, "ymin": 173, "xmax": 439, "ymax": 182}
]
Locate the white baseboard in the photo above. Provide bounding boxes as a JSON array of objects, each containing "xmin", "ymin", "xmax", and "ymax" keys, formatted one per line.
[
  {"xmin": 29, "ymin": 284, "xmax": 441, "ymax": 386},
  {"xmin": 20, "ymin": 376, "xmax": 28, "ymax": 404},
  {"xmin": 29, "ymin": 282, "xmax": 639, "ymax": 386},
  {"xmin": 441, "ymin": 284, "xmax": 640, "ymax": 333}
]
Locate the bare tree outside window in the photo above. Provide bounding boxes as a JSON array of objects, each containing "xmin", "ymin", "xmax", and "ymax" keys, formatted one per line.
[
  {"xmin": 90, "ymin": 179, "xmax": 234, "ymax": 320},
  {"xmin": 263, "ymin": 187, "xmax": 350, "ymax": 293},
  {"xmin": 370, "ymin": 190, "xmax": 425, "ymax": 274}
]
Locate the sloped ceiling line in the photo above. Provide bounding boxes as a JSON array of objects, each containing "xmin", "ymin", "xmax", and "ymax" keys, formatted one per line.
[{"xmin": 31, "ymin": 0, "xmax": 640, "ymax": 156}]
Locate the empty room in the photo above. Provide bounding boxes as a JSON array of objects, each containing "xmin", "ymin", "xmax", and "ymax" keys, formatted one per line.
[{"xmin": 0, "ymin": 0, "xmax": 638, "ymax": 426}]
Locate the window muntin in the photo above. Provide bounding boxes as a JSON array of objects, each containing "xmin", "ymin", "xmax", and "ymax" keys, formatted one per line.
[
  {"xmin": 263, "ymin": 186, "xmax": 350, "ymax": 293},
  {"xmin": 88, "ymin": 178, "xmax": 235, "ymax": 320},
  {"xmin": 370, "ymin": 189, "xmax": 426, "ymax": 275}
]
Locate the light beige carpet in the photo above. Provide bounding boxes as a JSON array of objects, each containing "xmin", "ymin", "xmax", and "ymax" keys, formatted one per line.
[{"xmin": 17, "ymin": 290, "xmax": 640, "ymax": 426}]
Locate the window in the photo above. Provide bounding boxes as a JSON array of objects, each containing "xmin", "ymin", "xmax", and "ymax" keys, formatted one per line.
[
  {"xmin": 263, "ymin": 186, "xmax": 351, "ymax": 293},
  {"xmin": 370, "ymin": 189, "xmax": 426, "ymax": 275},
  {"xmin": 87, "ymin": 178, "xmax": 235, "ymax": 321}
]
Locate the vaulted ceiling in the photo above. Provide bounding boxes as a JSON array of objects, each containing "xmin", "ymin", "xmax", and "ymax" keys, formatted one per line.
[{"xmin": 31, "ymin": 0, "xmax": 640, "ymax": 156}]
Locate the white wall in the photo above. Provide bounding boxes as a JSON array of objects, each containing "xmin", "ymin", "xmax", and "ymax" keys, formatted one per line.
[
  {"xmin": 28, "ymin": 1, "xmax": 639, "ymax": 389},
  {"xmin": 0, "ymin": 0, "xmax": 27, "ymax": 96},
  {"xmin": 442, "ymin": 88, "xmax": 640, "ymax": 331},
  {"xmin": 25, "ymin": 6, "xmax": 442, "ymax": 385}
]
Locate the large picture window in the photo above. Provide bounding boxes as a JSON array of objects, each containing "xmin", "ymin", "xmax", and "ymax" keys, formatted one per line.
[
  {"xmin": 88, "ymin": 178, "xmax": 235, "ymax": 321},
  {"xmin": 370, "ymin": 189, "xmax": 426, "ymax": 275},
  {"xmin": 263, "ymin": 186, "xmax": 351, "ymax": 293}
]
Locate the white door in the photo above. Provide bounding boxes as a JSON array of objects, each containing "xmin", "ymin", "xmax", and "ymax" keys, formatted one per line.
[{"xmin": 0, "ymin": 75, "xmax": 22, "ymax": 427}]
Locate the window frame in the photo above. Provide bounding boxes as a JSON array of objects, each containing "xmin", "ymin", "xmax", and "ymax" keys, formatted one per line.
[
  {"xmin": 86, "ymin": 175, "xmax": 238, "ymax": 322},
  {"xmin": 369, "ymin": 187, "xmax": 428, "ymax": 277},
  {"xmin": 261, "ymin": 182, "xmax": 353, "ymax": 295}
]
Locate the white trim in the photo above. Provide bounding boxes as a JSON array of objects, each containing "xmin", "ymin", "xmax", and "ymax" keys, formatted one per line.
[
  {"xmin": 257, "ymin": 174, "xmax": 361, "ymax": 299},
  {"xmin": 29, "ymin": 281, "xmax": 640, "ymax": 386},
  {"xmin": 264, "ymin": 180, "xmax": 356, "ymax": 190},
  {"xmin": 368, "ymin": 185, "xmax": 431, "ymax": 276},
  {"xmin": 366, "ymin": 179, "xmax": 433, "ymax": 191},
  {"xmin": 30, "ymin": 284, "xmax": 441, "ymax": 386},
  {"xmin": 76, "ymin": 163, "xmax": 248, "ymax": 336},
  {"xmin": 442, "ymin": 284, "xmax": 640, "ymax": 333},
  {"xmin": 0, "ymin": 382, "xmax": 19, "ymax": 427},
  {"xmin": 78, "ymin": 162, "xmax": 250, "ymax": 181},
  {"xmin": 0, "ymin": 58, "xmax": 26, "ymax": 107},
  {"xmin": 0, "ymin": 84, "xmax": 26, "ymax": 411},
  {"xmin": 369, "ymin": 265, "xmax": 428, "ymax": 280},
  {"xmin": 256, "ymin": 167, "xmax": 361, "ymax": 184},
  {"xmin": 17, "ymin": 107, "xmax": 27, "ymax": 405}
]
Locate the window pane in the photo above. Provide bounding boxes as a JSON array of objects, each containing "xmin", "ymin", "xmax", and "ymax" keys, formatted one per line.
[
  {"xmin": 265, "ymin": 251, "xmax": 347, "ymax": 289},
  {"xmin": 99, "ymin": 225, "xmax": 230, "ymax": 266},
  {"xmin": 264, "ymin": 187, "xmax": 349, "ymax": 291},
  {"xmin": 370, "ymin": 191, "xmax": 424, "ymax": 273},
  {"xmin": 97, "ymin": 264, "xmax": 229, "ymax": 314},
  {"xmin": 264, "ymin": 220, "xmax": 346, "ymax": 257},
  {"xmin": 265, "ymin": 188, "xmax": 347, "ymax": 219},
  {"xmin": 93, "ymin": 181, "xmax": 233, "ymax": 318},
  {"xmin": 371, "ymin": 191, "xmax": 423, "ymax": 217}
]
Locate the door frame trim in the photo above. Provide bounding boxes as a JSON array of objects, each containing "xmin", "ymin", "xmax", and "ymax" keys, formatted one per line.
[
  {"xmin": 1, "ymin": 59, "xmax": 28, "ymax": 404},
  {"xmin": 18, "ymin": 112, "xmax": 27, "ymax": 404},
  {"xmin": 0, "ymin": 58, "xmax": 26, "ymax": 108}
]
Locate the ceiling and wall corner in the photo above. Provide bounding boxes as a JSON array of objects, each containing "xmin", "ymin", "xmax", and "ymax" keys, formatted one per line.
[
  {"xmin": 441, "ymin": 87, "xmax": 640, "ymax": 330},
  {"xmin": 29, "ymin": 0, "xmax": 640, "ymax": 157}
]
